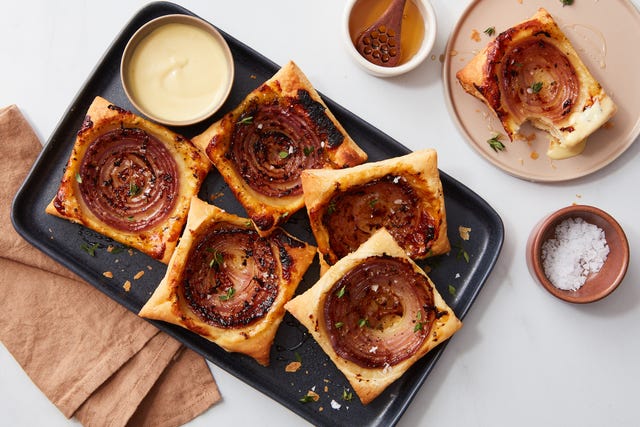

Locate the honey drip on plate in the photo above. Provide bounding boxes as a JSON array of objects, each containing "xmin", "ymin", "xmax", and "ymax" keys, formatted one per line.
[
  {"xmin": 563, "ymin": 23, "xmax": 607, "ymax": 69},
  {"xmin": 349, "ymin": 0, "xmax": 425, "ymax": 66}
]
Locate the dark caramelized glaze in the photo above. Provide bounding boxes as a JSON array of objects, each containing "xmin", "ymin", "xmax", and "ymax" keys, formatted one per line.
[
  {"xmin": 183, "ymin": 222, "xmax": 280, "ymax": 328},
  {"xmin": 223, "ymin": 87, "xmax": 343, "ymax": 198},
  {"xmin": 498, "ymin": 38, "xmax": 579, "ymax": 123},
  {"xmin": 322, "ymin": 174, "xmax": 437, "ymax": 261},
  {"xmin": 78, "ymin": 127, "xmax": 178, "ymax": 231},
  {"xmin": 323, "ymin": 256, "xmax": 435, "ymax": 368}
]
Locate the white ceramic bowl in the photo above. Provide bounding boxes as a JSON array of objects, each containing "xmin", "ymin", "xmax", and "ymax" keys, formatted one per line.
[
  {"xmin": 342, "ymin": 0, "xmax": 437, "ymax": 77},
  {"xmin": 121, "ymin": 14, "xmax": 234, "ymax": 126}
]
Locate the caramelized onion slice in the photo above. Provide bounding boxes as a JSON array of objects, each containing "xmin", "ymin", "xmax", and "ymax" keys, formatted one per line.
[
  {"xmin": 323, "ymin": 256, "xmax": 435, "ymax": 368},
  {"xmin": 323, "ymin": 175, "xmax": 437, "ymax": 260},
  {"xmin": 183, "ymin": 223, "xmax": 279, "ymax": 328},
  {"xmin": 229, "ymin": 89, "xmax": 341, "ymax": 198},
  {"xmin": 500, "ymin": 39, "xmax": 579, "ymax": 123},
  {"xmin": 79, "ymin": 128, "xmax": 178, "ymax": 232}
]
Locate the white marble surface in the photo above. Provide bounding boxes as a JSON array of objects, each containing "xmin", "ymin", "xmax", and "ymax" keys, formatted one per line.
[{"xmin": 1, "ymin": 1, "xmax": 639, "ymax": 426}]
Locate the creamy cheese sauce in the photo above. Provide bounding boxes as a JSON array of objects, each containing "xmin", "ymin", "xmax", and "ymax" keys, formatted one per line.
[
  {"xmin": 547, "ymin": 138, "xmax": 586, "ymax": 160},
  {"xmin": 126, "ymin": 22, "xmax": 231, "ymax": 123}
]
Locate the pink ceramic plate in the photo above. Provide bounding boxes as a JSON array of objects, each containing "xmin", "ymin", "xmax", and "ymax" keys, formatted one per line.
[{"xmin": 443, "ymin": 0, "xmax": 640, "ymax": 182}]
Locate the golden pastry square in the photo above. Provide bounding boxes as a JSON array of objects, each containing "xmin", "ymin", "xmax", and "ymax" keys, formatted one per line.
[
  {"xmin": 139, "ymin": 197, "xmax": 316, "ymax": 366},
  {"xmin": 285, "ymin": 228, "xmax": 462, "ymax": 404},
  {"xmin": 192, "ymin": 60, "xmax": 367, "ymax": 236},
  {"xmin": 301, "ymin": 149, "xmax": 449, "ymax": 273},
  {"xmin": 456, "ymin": 8, "xmax": 616, "ymax": 159},
  {"xmin": 45, "ymin": 96, "xmax": 211, "ymax": 263}
]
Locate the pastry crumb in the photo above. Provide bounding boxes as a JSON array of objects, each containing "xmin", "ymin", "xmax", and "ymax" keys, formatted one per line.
[
  {"xmin": 134, "ymin": 270, "xmax": 145, "ymax": 280},
  {"xmin": 208, "ymin": 192, "xmax": 225, "ymax": 202},
  {"xmin": 102, "ymin": 271, "xmax": 113, "ymax": 278},
  {"xmin": 470, "ymin": 29, "xmax": 481, "ymax": 42},
  {"xmin": 123, "ymin": 280, "xmax": 131, "ymax": 292},
  {"xmin": 285, "ymin": 361, "xmax": 302, "ymax": 372},
  {"xmin": 458, "ymin": 226, "xmax": 472, "ymax": 241},
  {"xmin": 530, "ymin": 151, "xmax": 539, "ymax": 160},
  {"xmin": 516, "ymin": 132, "xmax": 537, "ymax": 143}
]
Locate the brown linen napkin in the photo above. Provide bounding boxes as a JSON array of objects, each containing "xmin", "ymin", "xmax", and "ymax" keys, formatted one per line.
[{"xmin": 0, "ymin": 105, "xmax": 221, "ymax": 426}]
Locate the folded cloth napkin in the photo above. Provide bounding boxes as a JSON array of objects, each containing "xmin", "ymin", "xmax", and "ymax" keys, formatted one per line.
[{"xmin": 0, "ymin": 105, "xmax": 221, "ymax": 427}]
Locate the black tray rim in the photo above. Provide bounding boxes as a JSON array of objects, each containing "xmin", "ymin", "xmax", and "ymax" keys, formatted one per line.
[{"xmin": 11, "ymin": 2, "xmax": 505, "ymax": 426}]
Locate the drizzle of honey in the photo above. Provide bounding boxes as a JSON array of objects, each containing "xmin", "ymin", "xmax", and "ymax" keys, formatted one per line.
[
  {"xmin": 563, "ymin": 23, "xmax": 607, "ymax": 69},
  {"xmin": 349, "ymin": 0, "xmax": 425, "ymax": 65}
]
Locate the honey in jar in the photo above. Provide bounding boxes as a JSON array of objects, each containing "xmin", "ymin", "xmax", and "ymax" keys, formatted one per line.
[{"xmin": 349, "ymin": 0, "xmax": 425, "ymax": 66}]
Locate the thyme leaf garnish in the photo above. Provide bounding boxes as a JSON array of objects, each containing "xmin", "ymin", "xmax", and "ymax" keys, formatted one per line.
[
  {"xmin": 299, "ymin": 391, "xmax": 319, "ymax": 403},
  {"xmin": 219, "ymin": 287, "xmax": 235, "ymax": 301},
  {"xmin": 487, "ymin": 134, "xmax": 506, "ymax": 152},
  {"xmin": 81, "ymin": 242, "xmax": 99, "ymax": 256},
  {"xmin": 327, "ymin": 200, "xmax": 337, "ymax": 215},
  {"xmin": 129, "ymin": 182, "xmax": 141, "ymax": 196},
  {"xmin": 454, "ymin": 242, "xmax": 470, "ymax": 263},
  {"xmin": 530, "ymin": 81, "xmax": 543, "ymax": 94},
  {"xmin": 237, "ymin": 116, "xmax": 253, "ymax": 125},
  {"xmin": 207, "ymin": 248, "xmax": 224, "ymax": 268},
  {"xmin": 414, "ymin": 311, "xmax": 424, "ymax": 332},
  {"xmin": 448, "ymin": 284, "xmax": 457, "ymax": 297},
  {"xmin": 342, "ymin": 388, "xmax": 353, "ymax": 401}
]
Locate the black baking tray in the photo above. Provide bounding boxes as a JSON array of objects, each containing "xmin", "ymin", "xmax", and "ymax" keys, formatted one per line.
[{"xmin": 11, "ymin": 2, "xmax": 504, "ymax": 426}]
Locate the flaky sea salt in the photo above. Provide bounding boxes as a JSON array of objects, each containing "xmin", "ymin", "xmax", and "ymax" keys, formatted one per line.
[{"xmin": 541, "ymin": 217, "xmax": 609, "ymax": 291}]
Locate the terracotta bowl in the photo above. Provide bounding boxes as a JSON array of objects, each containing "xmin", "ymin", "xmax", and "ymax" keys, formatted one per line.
[{"xmin": 526, "ymin": 205, "xmax": 629, "ymax": 303}]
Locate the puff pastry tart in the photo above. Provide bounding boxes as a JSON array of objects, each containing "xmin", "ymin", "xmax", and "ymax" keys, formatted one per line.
[
  {"xmin": 285, "ymin": 228, "xmax": 462, "ymax": 404},
  {"xmin": 301, "ymin": 149, "xmax": 449, "ymax": 273},
  {"xmin": 192, "ymin": 60, "xmax": 367, "ymax": 236},
  {"xmin": 456, "ymin": 8, "xmax": 617, "ymax": 159},
  {"xmin": 139, "ymin": 197, "xmax": 316, "ymax": 366},
  {"xmin": 45, "ymin": 96, "xmax": 211, "ymax": 263}
]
